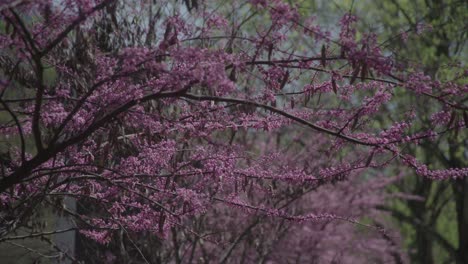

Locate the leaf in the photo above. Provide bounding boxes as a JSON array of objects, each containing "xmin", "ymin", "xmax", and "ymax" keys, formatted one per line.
[
  {"xmin": 351, "ymin": 115, "xmax": 359, "ymax": 130},
  {"xmin": 243, "ymin": 177, "xmax": 248, "ymax": 191},
  {"xmin": 268, "ymin": 43, "xmax": 273, "ymax": 61},
  {"xmin": 321, "ymin": 44, "xmax": 327, "ymax": 68},
  {"xmin": 365, "ymin": 151, "xmax": 375, "ymax": 167},
  {"xmin": 447, "ymin": 111, "xmax": 456, "ymax": 128},
  {"xmin": 350, "ymin": 64, "xmax": 360, "ymax": 85},
  {"xmin": 44, "ymin": 4, "xmax": 52, "ymax": 23},
  {"xmin": 192, "ymin": 0, "xmax": 199, "ymax": 10},
  {"xmin": 183, "ymin": 202, "xmax": 189, "ymax": 213},
  {"xmin": 5, "ymin": 20, "xmax": 11, "ymax": 34},
  {"xmin": 360, "ymin": 63, "xmax": 367, "ymax": 81},
  {"xmin": 225, "ymin": 39, "xmax": 233, "ymax": 54},
  {"xmin": 163, "ymin": 22, "xmax": 172, "ymax": 42},
  {"xmin": 332, "ymin": 77, "xmax": 337, "ymax": 94},
  {"xmin": 229, "ymin": 67, "xmax": 237, "ymax": 82},
  {"xmin": 106, "ymin": 2, "xmax": 118, "ymax": 29},
  {"xmin": 159, "ymin": 213, "xmax": 166, "ymax": 233},
  {"xmin": 164, "ymin": 176, "xmax": 171, "ymax": 190},
  {"xmin": 304, "ymin": 91, "xmax": 312, "ymax": 106},
  {"xmin": 340, "ymin": 46, "xmax": 346, "ymax": 58},
  {"xmin": 184, "ymin": 0, "xmax": 191, "ymax": 11},
  {"xmin": 279, "ymin": 70, "xmax": 289, "ymax": 90}
]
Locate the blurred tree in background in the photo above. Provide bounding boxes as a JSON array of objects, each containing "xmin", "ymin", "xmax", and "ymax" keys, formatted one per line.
[
  {"xmin": 308, "ymin": 0, "xmax": 468, "ymax": 263},
  {"xmin": 0, "ymin": 0, "xmax": 467, "ymax": 263}
]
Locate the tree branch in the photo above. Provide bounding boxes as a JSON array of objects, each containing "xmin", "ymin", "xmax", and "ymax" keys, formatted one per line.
[{"xmin": 181, "ymin": 93, "xmax": 377, "ymax": 147}]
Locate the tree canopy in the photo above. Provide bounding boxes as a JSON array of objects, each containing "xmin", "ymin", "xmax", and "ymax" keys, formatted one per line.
[{"xmin": 0, "ymin": 0, "xmax": 467, "ymax": 263}]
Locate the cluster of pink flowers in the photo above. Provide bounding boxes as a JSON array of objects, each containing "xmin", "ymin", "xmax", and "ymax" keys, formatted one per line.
[{"xmin": 0, "ymin": 0, "xmax": 466, "ymax": 262}]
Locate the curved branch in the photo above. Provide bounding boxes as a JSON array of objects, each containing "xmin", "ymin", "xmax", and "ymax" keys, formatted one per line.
[{"xmin": 181, "ymin": 93, "xmax": 377, "ymax": 147}]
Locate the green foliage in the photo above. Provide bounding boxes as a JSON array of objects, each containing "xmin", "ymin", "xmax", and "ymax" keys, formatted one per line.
[{"xmin": 305, "ymin": 0, "xmax": 467, "ymax": 262}]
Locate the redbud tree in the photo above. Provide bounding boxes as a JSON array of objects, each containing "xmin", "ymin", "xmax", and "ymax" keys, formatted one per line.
[{"xmin": 0, "ymin": 0, "xmax": 466, "ymax": 263}]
